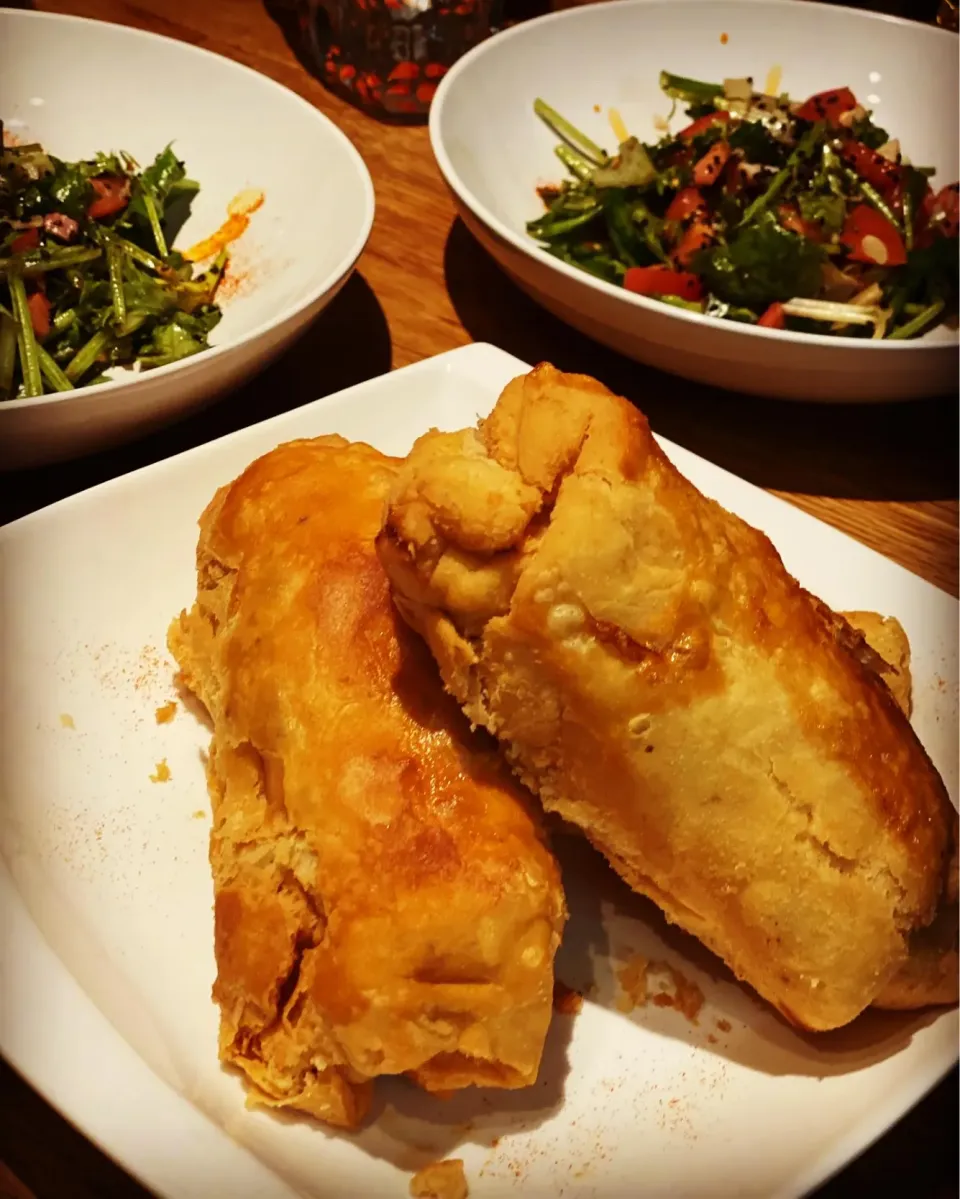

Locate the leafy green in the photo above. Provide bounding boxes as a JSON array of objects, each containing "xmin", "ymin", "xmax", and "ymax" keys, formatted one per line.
[
  {"xmin": 693, "ymin": 213, "xmax": 824, "ymax": 307},
  {"xmin": 529, "ymin": 73, "xmax": 956, "ymax": 340},
  {"xmin": 1, "ymin": 137, "xmax": 230, "ymax": 397},
  {"xmin": 601, "ymin": 188, "xmax": 650, "ymax": 267},
  {"xmin": 593, "ymin": 139, "xmax": 657, "ymax": 190},
  {"xmin": 46, "ymin": 160, "xmax": 94, "ymax": 219},
  {"xmin": 727, "ymin": 120, "xmax": 788, "ymax": 167},
  {"xmin": 849, "ymin": 115, "xmax": 889, "ymax": 151},
  {"xmin": 140, "ymin": 308, "xmax": 221, "ymax": 368},
  {"xmin": 797, "ymin": 191, "xmax": 846, "ymax": 234},
  {"xmin": 659, "ymin": 71, "xmax": 724, "ymax": 104}
]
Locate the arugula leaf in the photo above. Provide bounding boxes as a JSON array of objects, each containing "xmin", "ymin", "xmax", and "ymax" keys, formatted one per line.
[
  {"xmin": 895, "ymin": 237, "xmax": 959, "ymax": 308},
  {"xmin": 727, "ymin": 121, "xmax": 788, "ymax": 167},
  {"xmin": 849, "ymin": 116, "xmax": 889, "ymax": 151},
  {"xmin": 693, "ymin": 213, "xmax": 824, "ymax": 307},
  {"xmin": 593, "ymin": 139, "xmax": 657, "ymax": 190},
  {"xmin": 601, "ymin": 188, "xmax": 653, "ymax": 267},
  {"xmin": 684, "ymin": 100, "xmax": 716, "ymax": 122},
  {"xmin": 46, "ymin": 159, "xmax": 94, "ymax": 219},
  {"xmin": 139, "ymin": 312, "xmax": 205, "ymax": 368},
  {"xmin": 140, "ymin": 145, "xmax": 188, "ymax": 206},
  {"xmin": 120, "ymin": 145, "xmax": 196, "ymax": 254},
  {"xmin": 547, "ymin": 243, "xmax": 626, "ymax": 284},
  {"xmin": 797, "ymin": 191, "xmax": 846, "ymax": 234}
]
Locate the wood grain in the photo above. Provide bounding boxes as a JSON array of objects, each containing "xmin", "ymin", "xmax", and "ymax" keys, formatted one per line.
[{"xmin": 2, "ymin": 0, "xmax": 957, "ymax": 1196}]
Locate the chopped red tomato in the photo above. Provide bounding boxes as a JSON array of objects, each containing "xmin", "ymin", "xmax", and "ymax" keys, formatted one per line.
[
  {"xmin": 928, "ymin": 182, "xmax": 959, "ymax": 239},
  {"xmin": 757, "ymin": 302, "xmax": 786, "ymax": 329},
  {"xmin": 87, "ymin": 175, "xmax": 131, "ymax": 220},
  {"xmin": 795, "ymin": 87, "xmax": 858, "ymax": 125},
  {"xmin": 777, "ymin": 203, "xmax": 822, "ymax": 242},
  {"xmin": 677, "ymin": 111, "xmax": 731, "ymax": 141},
  {"xmin": 11, "ymin": 227, "xmax": 39, "ymax": 254},
  {"xmin": 841, "ymin": 204, "xmax": 907, "ymax": 266},
  {"xmin": 723, "ymin": 156, "xmax": 743, "ymax": 195},
  {"xmin": 839, "ymin": 140, "xmax": 901, "ymax": 198},
  {"xmin": 26, "ymin": 290, "xmax": 51, "ymax": 338},
  {"xmin": 665, "ymin": 187, "xmax": 706, "ymax": 224},
  {"xmin": 692, "ymin": 140, "xmax": 731, "ymax": 187},
  {"xmin": 674, "ymin": 219, "xmax": 714, "ymax": 266},
  {"xmin": 624, "ymin": 265, "xmax": 704, "ymax": 302}
]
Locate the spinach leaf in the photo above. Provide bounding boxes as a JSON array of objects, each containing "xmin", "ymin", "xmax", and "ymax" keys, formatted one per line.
[{"xmin": 693, "ymin": 213, "xmax": 824, "ymax": 307}]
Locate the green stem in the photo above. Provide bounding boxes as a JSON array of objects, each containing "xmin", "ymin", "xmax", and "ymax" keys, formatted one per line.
[
  {"xmin": 117, "ymin": 308, "xmax": 152, "ymax": 337},
  {"xmin": 534, "ymin": 98, "xmax": 608, "ymax": 166},
  {"xmin": 36, "ymin": 342, "xmax": 74, "ymax": 392},
  {"xmin": 842, "ymin": 168, "xmax": 902, "ymax": 232},
  {"xmin": 740, "ymin": 122, "xmax": 826, "ymax": 227},
  {"xmin": 65, "ymin": 328, "xmax": 112, "ymax": 382},
  {"xmin": 555, "ymin": 144, "xmax": 595, "ymax": 182},
  {"xmin": 0, "ymin": 247, "xmax": 101, "ymax": 276},
  {"xmin": 659, "ymin": 71, "xmax": 724, "ymax": 103},
  {"xmin": 141, "ymin": 187, "xmax": 168, "ymax": 258},
  {"xmin": 527, "ymin": 205, "xmax": 602, "ymax": 240},
  {"xmin": 656, "ymin": 295, "xmax": 704, "ymax": 312},
  {"xmin": 888, "ymin": 299, "xmax": 946, "ymax": 340},
  {"xmin": 0, "ymin": 312, "xmax": 17, "ymax": 399},
  {"xmin": 107, "ymin": 244, "xmax": 127, "ymax": 329},
  {"xmin": 96, "ymin": 230, "xmax": 167, "ymax": 274},
  {"xmin": 8, "ymin": 271, "xmax": 43, "ymax": 397},
  {"xmin": 631, "ymin": 198, "xmax": 669, "ymax": 263},
  {"xmin": 903, "ymin": 186, "xmax": 915, "ymax": 251},
  {"xmin": 53, "ymin": 308, "xmax": 77, "ymax": 335}
]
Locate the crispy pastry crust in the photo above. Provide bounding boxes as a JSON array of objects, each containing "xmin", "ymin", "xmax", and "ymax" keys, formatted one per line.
[
  {"xmin": 377, "ymin": 364, "xmax": 956, "ymax": 1032},
  {"xmin": 168, "ymin": 436, "xmax": 565, "ymax": 1127}
]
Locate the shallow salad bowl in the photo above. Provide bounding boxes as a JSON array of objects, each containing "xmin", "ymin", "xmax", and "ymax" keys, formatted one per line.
[
  {"xmin": 1, "ymin": 8, "xmax": 374, "ymax": 468},
  {"xmin": 430, "ymin": 0, "xmax": 958, "ymax": 402}
]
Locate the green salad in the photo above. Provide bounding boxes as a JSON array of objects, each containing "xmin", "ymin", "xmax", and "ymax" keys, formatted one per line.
[
  {"xmin": 0, "ymin": 124, "xmax": 228, "ymax": 399},
  {"xmin": 528, "ymin": 73, "xmax": 958, "ymax": 339}
]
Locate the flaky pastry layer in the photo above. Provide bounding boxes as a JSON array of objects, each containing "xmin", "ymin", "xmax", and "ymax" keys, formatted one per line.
[
  {"xmin": 169, "ymin": 436, "xmax": 565, "ymax": 1127},
  {"xmin": 377, "ymin": 364, "xmax": 957, "ymax": 1031}
]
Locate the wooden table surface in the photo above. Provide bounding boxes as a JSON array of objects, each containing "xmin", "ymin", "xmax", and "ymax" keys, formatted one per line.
[{"xmin": 1, "ymin": 0, "xmax": 957, "ymax": 1196}]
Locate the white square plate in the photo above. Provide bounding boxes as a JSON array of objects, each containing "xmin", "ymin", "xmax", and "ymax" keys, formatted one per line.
[{"xmin": 1, "ymin": 343, "xmax": 956, "ymax": 1199}]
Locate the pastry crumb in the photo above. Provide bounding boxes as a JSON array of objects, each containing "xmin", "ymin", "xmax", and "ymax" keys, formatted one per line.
[
  {"xmin": 155, "ymin": 701, "xmax": 178, "ymax": 724},
  {"xmin": 192, "ymin": 809, "xmax": 207, "ymax": 819},
  {"xmin": 716, "ymin": 1017, "xmax": 732, "ymax": 1032},
  {"xmin": 59, "ymin": 713, "xmax": 75, "ymax": 729},
  {"xmin": 150, "ymin": 759, "xmax": 171, "ymax": 783},
  {"xmin": 410, "ymin": 1158, "xmax": 468, "ymax": 1199},
  {"xmin": 616, "ymin": 956, "xmax": 704, "ymax": 1023},
  {"xmin": 553, "ymin": 979, "xmax": 584, "ymax": 1015},
  {"xmin": 616, "ymin": 954, "xmax": 649, "ymax": 1011}
]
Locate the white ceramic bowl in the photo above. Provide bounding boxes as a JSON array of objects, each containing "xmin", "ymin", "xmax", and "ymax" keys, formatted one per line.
[
  {"xmin": 431, "ymin": 0, "xmax": 959, "ymax": 402},
  {"xmin": 1, "ymin": 9, "xmax": 375, "ymax": 468}
]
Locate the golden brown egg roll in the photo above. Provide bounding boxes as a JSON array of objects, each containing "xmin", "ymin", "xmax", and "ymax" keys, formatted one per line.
[
  {"xmin": 168, "ymin": 436, "xmax": 565, "ymax": 1128},
  {"xmin": 377, "ymin": 363, "xmax": 956, "ymax": 1032}
]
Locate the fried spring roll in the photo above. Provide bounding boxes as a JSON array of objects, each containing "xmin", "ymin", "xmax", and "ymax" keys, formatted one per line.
[
  {"xmin": 169, "ymin": 436, "xmax": 565, "ymax": 1128},
  {"xmin": 377, "ymin": 364, "xmax": 956, "ymax": 1032}
]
